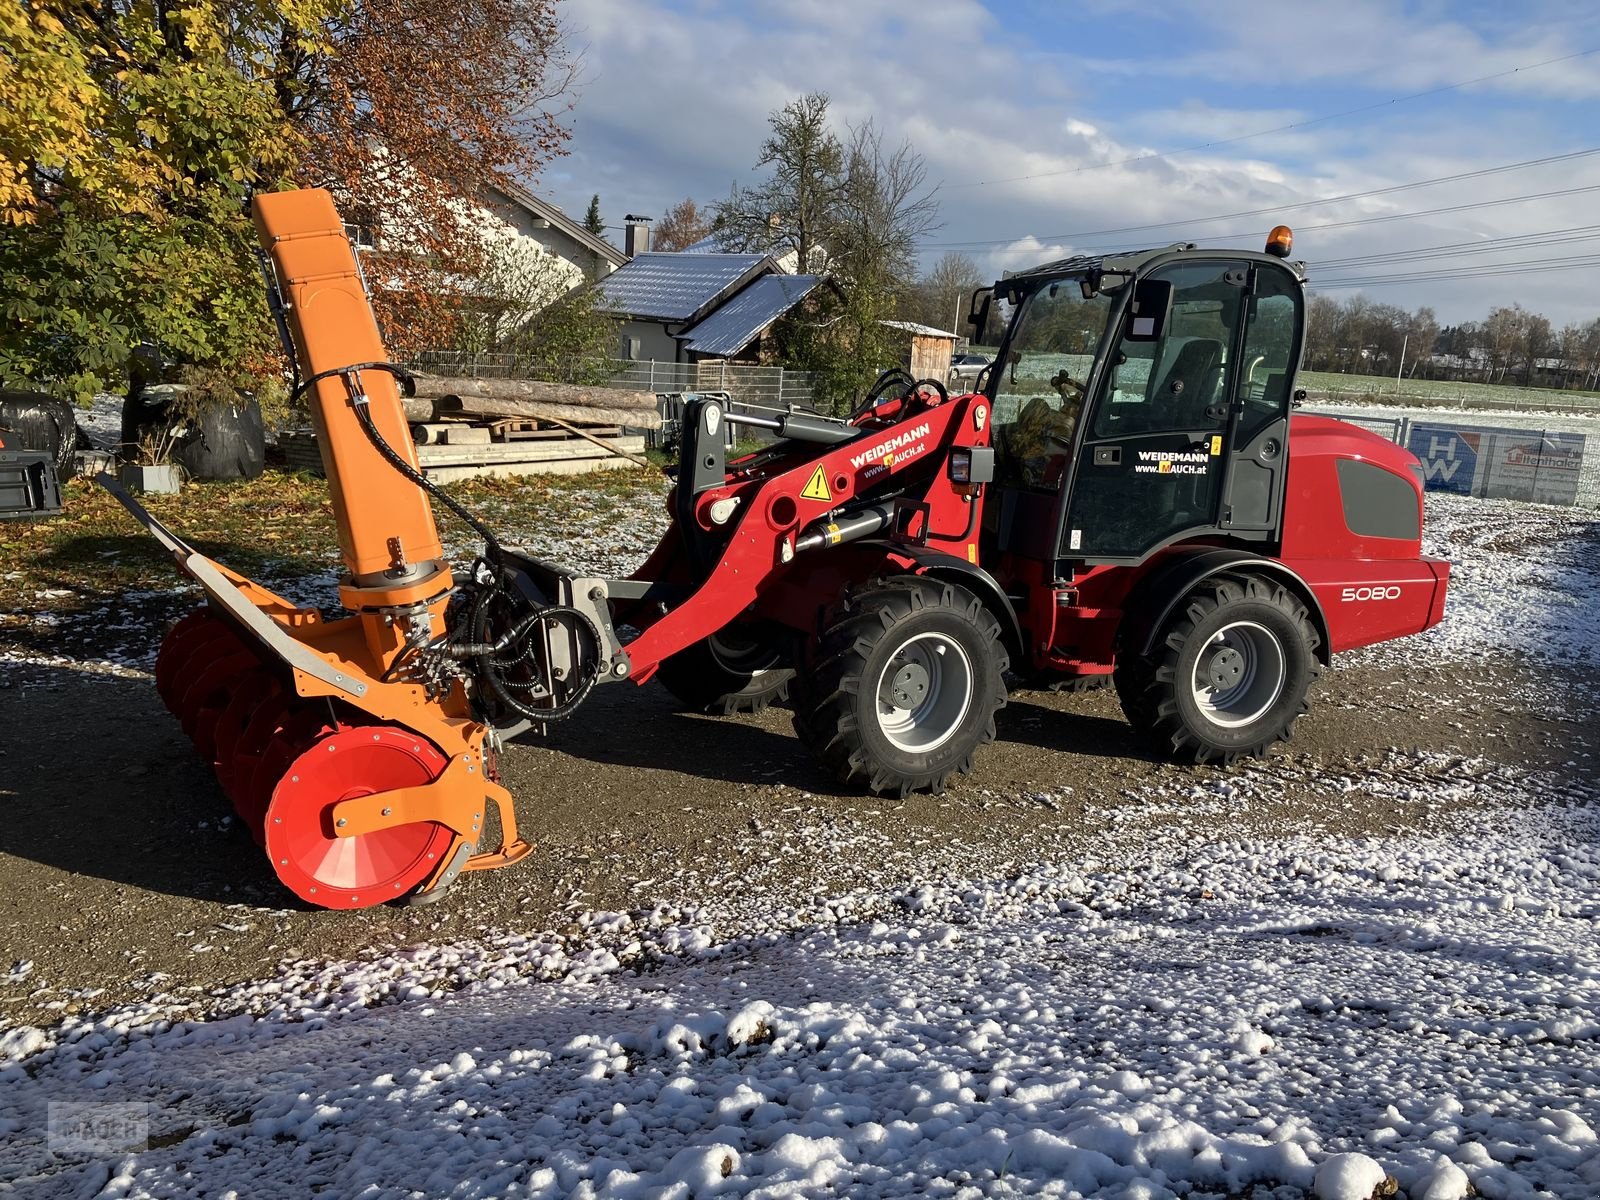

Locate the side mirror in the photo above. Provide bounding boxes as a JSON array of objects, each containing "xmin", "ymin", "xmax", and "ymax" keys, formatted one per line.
[
  {"xmin": 1125, "ymin": 278, "xmax": 1173, "ymax": 342},
  {"xmin": 966, "ymin": 287, "xmax": 993, "ymax": 340}
]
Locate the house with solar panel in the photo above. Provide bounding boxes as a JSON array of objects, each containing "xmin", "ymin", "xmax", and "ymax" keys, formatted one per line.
[{"xmin": 595, "ymin": 217, "xmax": 834, "ymax": 365}]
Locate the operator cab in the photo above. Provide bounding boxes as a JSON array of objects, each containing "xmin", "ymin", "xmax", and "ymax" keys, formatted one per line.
[{"xmin": 974, "ymin": 238, "xmax": 1305, "ymax": 567}]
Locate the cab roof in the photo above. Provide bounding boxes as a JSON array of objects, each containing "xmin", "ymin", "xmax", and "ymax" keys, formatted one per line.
[{"xmin": 1001, "ymin": 242, "xmax": 1307, "ymax": 292}]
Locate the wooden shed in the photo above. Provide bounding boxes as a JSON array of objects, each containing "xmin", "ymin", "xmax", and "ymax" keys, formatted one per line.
[{"xmin": 881, "ymin": 319, "xmax": 958, "ymax": 382}]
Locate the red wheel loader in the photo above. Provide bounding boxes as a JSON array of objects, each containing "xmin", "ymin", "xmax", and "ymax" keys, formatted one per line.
[{"xmin": 106, "ymin": 195, "xmax": 1448, "ymax": 909}]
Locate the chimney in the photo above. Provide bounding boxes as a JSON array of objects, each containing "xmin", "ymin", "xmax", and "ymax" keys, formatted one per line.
[{"xmin": 624, "ymin": 214, "xmax": 652, "ymax": 257}]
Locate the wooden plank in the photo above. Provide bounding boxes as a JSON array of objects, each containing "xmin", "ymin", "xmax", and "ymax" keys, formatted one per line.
[
  {"xmin": 437, "ymin": 393, "xmax": 662, "ymax": 431},
  {"xmin": 502, "ymin": 427, "xmax": 622, "ymax": 442},
  {"xmin": 414, "ymin": 436, "xmax": 646, "ymax": 467},
  {"xmin": 421, "ymin": 456, "xmax": 638, "ymax": 484}
]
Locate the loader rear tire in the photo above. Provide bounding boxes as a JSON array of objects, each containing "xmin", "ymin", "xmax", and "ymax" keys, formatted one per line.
[
  {"xmin": 655, "ymin": 625, "xmax": 794, "ymax": 715},
  {"xmin": 1115, "ymin": 573, "xmax": 1320, "ymax": 764},
  {"xmin": 795, "ymin": 576, "xmax": 1008, "ymax": 796}
]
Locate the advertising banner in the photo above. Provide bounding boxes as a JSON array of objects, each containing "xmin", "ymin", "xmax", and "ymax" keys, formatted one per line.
[
  {"xmin": 1481, "ymin": 431, "xmax": 1586, "ymax": 505},
  {"xmin": 1406, "ymin": 424, "xmax": 1482, "ymax": 496},
  {"xmin": 1405, "ymin": 422, "xmax": 1586, "ymax": 505}
]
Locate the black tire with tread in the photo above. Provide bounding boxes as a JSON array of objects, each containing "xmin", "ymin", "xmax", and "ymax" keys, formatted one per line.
[
  {"xmin": 793, "ymin": 576, "xmax": 1009, "ymax": 796},
  {"xmin": 655, "ymin": 633, "xmax": 793, "ymax": 716},
  {"xmin": 1115, "ymin": 572, "xmax": 1321, "ymax": 764}
]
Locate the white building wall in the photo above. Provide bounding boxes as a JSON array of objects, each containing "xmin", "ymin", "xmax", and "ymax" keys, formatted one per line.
[{"xmin": 616, "ymin": 319, "xmax": 680, "ymax": 363}]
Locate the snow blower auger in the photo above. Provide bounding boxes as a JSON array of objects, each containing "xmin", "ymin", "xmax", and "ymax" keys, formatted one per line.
[
  {"xmin": 106, "ymin": 191, "xmax": 1449, "ymax": 910},
  {"xmin": 100, "ymin": 188, "xmax": 553, "ymax": 909}
]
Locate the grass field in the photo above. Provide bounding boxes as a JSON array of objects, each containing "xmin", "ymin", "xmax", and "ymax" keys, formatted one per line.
[{"xmin": 1301, "ymin": 369, "xmax": 1600, "ymax": 411}]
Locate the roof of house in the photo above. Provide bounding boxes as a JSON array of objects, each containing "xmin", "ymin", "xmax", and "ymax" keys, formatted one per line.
[
  {"xmin": 491, "ymin": 180, "xmax": 627, "ymax": 268},
  {"xmin": 595, "ymin": 252, "xmax": 774, "ymax": 322},
  {"xmin": 678, "ymin": 275, "xmax": 827, "ymax": 358},
  {"xmin": 880, "ymin": 319, "xmax": 958, "ymax": 339},
  {"xmin": 679, "ymin": 233, "xmax": 730, "ymax": 254}
]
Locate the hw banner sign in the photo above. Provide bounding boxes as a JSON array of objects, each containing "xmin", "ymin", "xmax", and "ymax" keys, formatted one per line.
[{"xmin": 1406, "ymin": 424, "xmax": 1479, "ymax": 495}]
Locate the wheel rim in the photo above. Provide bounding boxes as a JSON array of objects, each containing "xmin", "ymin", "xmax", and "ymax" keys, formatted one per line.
[
  {"xmin": 1190, "ymin": 620, "xmax": 1285, "ymax": 728},
  {"xmin": 874, "ymin": 631, "xmax": 973, "ymax": 753}
]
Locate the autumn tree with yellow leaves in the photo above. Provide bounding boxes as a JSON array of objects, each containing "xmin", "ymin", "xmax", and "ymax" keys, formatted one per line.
[{"xmin": 0, "ymin": 0, "xmax": 576, "ymax": 401}]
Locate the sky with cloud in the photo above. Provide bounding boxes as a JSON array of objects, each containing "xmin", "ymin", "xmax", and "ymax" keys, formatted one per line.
[{"xmin": 537, "ymin": 0, "xmax": 1600, "ymax": 327}]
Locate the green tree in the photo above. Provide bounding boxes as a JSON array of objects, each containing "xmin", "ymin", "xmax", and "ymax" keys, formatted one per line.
[
  {"xmin": 0, "ymin": 0, "xmax": 333, "ymax": 400},
  {"xmin": 722, "ymin": 95, "xmax": 940, "ymax": 412},
  {"xmin": 1, "ymin": 0, "xmax": 578, "ymax": 401},
  {"xmin": 584, "ymin": 194, "xmax": 604, "ymax": 238},
  {"xmin": 713, "ymin": 92, "xmax": 845, "ymax": 274}
]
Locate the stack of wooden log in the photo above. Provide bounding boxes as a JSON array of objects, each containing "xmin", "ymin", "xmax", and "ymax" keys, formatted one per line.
[{"xmin": 282, "ymin": 376, "xmax": 662, "ymax": 482}]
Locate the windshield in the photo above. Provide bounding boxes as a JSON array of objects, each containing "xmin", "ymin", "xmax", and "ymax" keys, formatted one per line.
[{"xmin": 990, "ymin": 277, "xmax": 1119, "ymax": 488}]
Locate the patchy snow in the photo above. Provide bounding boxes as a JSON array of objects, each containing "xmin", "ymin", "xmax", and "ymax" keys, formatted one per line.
[
  {"xmin": 7, "ymin": 429, "xmax": 1600, "ymax": 1197},
  {"xmin": 1, "ymin": 759, "xmax": 1596, "ymax": 1198},
  {"xmin": 1348, "ymin": 493, "xmax": 1600, "ymax": 673}
]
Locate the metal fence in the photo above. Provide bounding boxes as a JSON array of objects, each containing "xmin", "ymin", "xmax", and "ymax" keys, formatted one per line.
[{"xmin": 407, "ymin": 351, "xmax": 817, "ymax": 410}]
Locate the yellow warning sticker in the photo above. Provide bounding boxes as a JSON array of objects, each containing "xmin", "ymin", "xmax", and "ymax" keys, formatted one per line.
[
  {"xmin": 1209, "ymin": 435, "xmax": 1223, "ymax": 456},
  {"xmin": 801, "ymin": 465, "xmax": 832, "ymax": 502}
]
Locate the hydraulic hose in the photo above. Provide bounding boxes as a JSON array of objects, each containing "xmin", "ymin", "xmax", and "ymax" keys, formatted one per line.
[
  {"xmin": 293, "ymin": 362, "xmax": 507, "ymax": 567},
  {"xmin": 299, "ymin": 362, "xmax": 602, "ymax": 722}
]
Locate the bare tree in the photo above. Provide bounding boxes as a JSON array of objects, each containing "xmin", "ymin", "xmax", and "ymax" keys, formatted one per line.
[
  {"xmin": 721, "ymin": 94, "xmax": 943, "ymax": 411},
  {"xmin": 908, "ymin": 252, "xmax": 984, "ymax": 332}
]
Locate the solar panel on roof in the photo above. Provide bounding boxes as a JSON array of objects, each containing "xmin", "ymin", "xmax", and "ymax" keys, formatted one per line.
[
  {"xmin": 595, "ymin": 253, "xmax": 769, "ymax": 321},
  {"xmin": 679, "ymin": 276, "xmax": 825, "ymax": 358}
]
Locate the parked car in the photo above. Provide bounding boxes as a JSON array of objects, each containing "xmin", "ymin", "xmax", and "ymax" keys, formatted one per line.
[{"xmin": 947, "ymin": 353, "xmax": 993, "ymax": 388}]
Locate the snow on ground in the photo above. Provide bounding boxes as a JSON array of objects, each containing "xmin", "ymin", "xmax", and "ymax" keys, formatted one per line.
[
  {"xmin": 1, "ymin": 762, "xmax": 1596, "ymax": 1199},
  {"xmin": 7, "ymin": 428, "xmax": 1599, "ymax": 1198},
  {"xmin": 1349, "ymin": 494, "xmax": 1600, "ymax": 674}
]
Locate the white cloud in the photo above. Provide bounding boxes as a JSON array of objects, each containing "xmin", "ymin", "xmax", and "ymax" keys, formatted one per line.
[{"xmin": 538, "ymin": 0, "xmax": 1600, "ymax": 323}]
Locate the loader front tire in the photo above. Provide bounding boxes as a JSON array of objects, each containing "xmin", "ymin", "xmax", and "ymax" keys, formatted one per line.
[
  {"xmin": 1115, "ymin": 573, "xmax": 1320, "ymax": 764},
  {"xmin": 655, "ymin": 625, "xmax": 794, "ymax": 715},
  {"xmin": 796, "ymin": 577, "xmax": 1008, "ymax": 796}
]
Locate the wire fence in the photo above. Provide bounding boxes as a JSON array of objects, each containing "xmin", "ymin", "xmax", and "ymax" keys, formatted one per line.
[{"xmin": 406, "ymin": 351, "xmax": 818, "ymax": 410}]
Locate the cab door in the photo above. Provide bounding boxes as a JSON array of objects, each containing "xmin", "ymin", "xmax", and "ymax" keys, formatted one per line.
[
  {"xmin": 1219, "ymin": 265, "xmax": 1302, "ymax": 538},
  {"xmin": 1063, "ymin": 259, "xmax": 1250, "ymax": 562}
]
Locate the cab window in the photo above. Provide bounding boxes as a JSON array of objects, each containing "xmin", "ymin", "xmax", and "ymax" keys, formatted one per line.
[
  {"xmin": 1091, "ymin": 262, "xmax": 1246, "ymax": 439},
  {"xmin": 990, "ymin": 280, "xmax": 1118, "ymax": 488},
  {"xmin": 1236, "ymin": 269, "xmax": 1299, "ymax": 443}
]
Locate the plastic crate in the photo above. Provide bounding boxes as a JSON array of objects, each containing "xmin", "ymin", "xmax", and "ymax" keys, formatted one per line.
[{"xmin": 0, "ymin": 449, "xmax": 62, "ymax": 518}]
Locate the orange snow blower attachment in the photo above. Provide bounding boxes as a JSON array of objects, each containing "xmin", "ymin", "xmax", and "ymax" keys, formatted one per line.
[{"xmin": 103, "ymin": 189, "xmax": 531, "ymax": 908}]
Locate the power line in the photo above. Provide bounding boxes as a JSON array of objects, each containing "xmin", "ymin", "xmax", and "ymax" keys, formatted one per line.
[
  {"xmin": 1179, "ymin": 182, "xmax": 1600, "ymax": 244},
  {"xmin": 1312, "ymin": 251, "xmax": 1600, "ymax": 288},
  {"xmin": 1314, "ymin": 225, "xmax": 1600, "ymax": 270},
  {"xmin": 950, "ymin": 47, "xmax": 1600, "ymax": 190},
  {"xmin": 927, "ymin": 147, "xmax": 1600, "ymax": 248}
]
